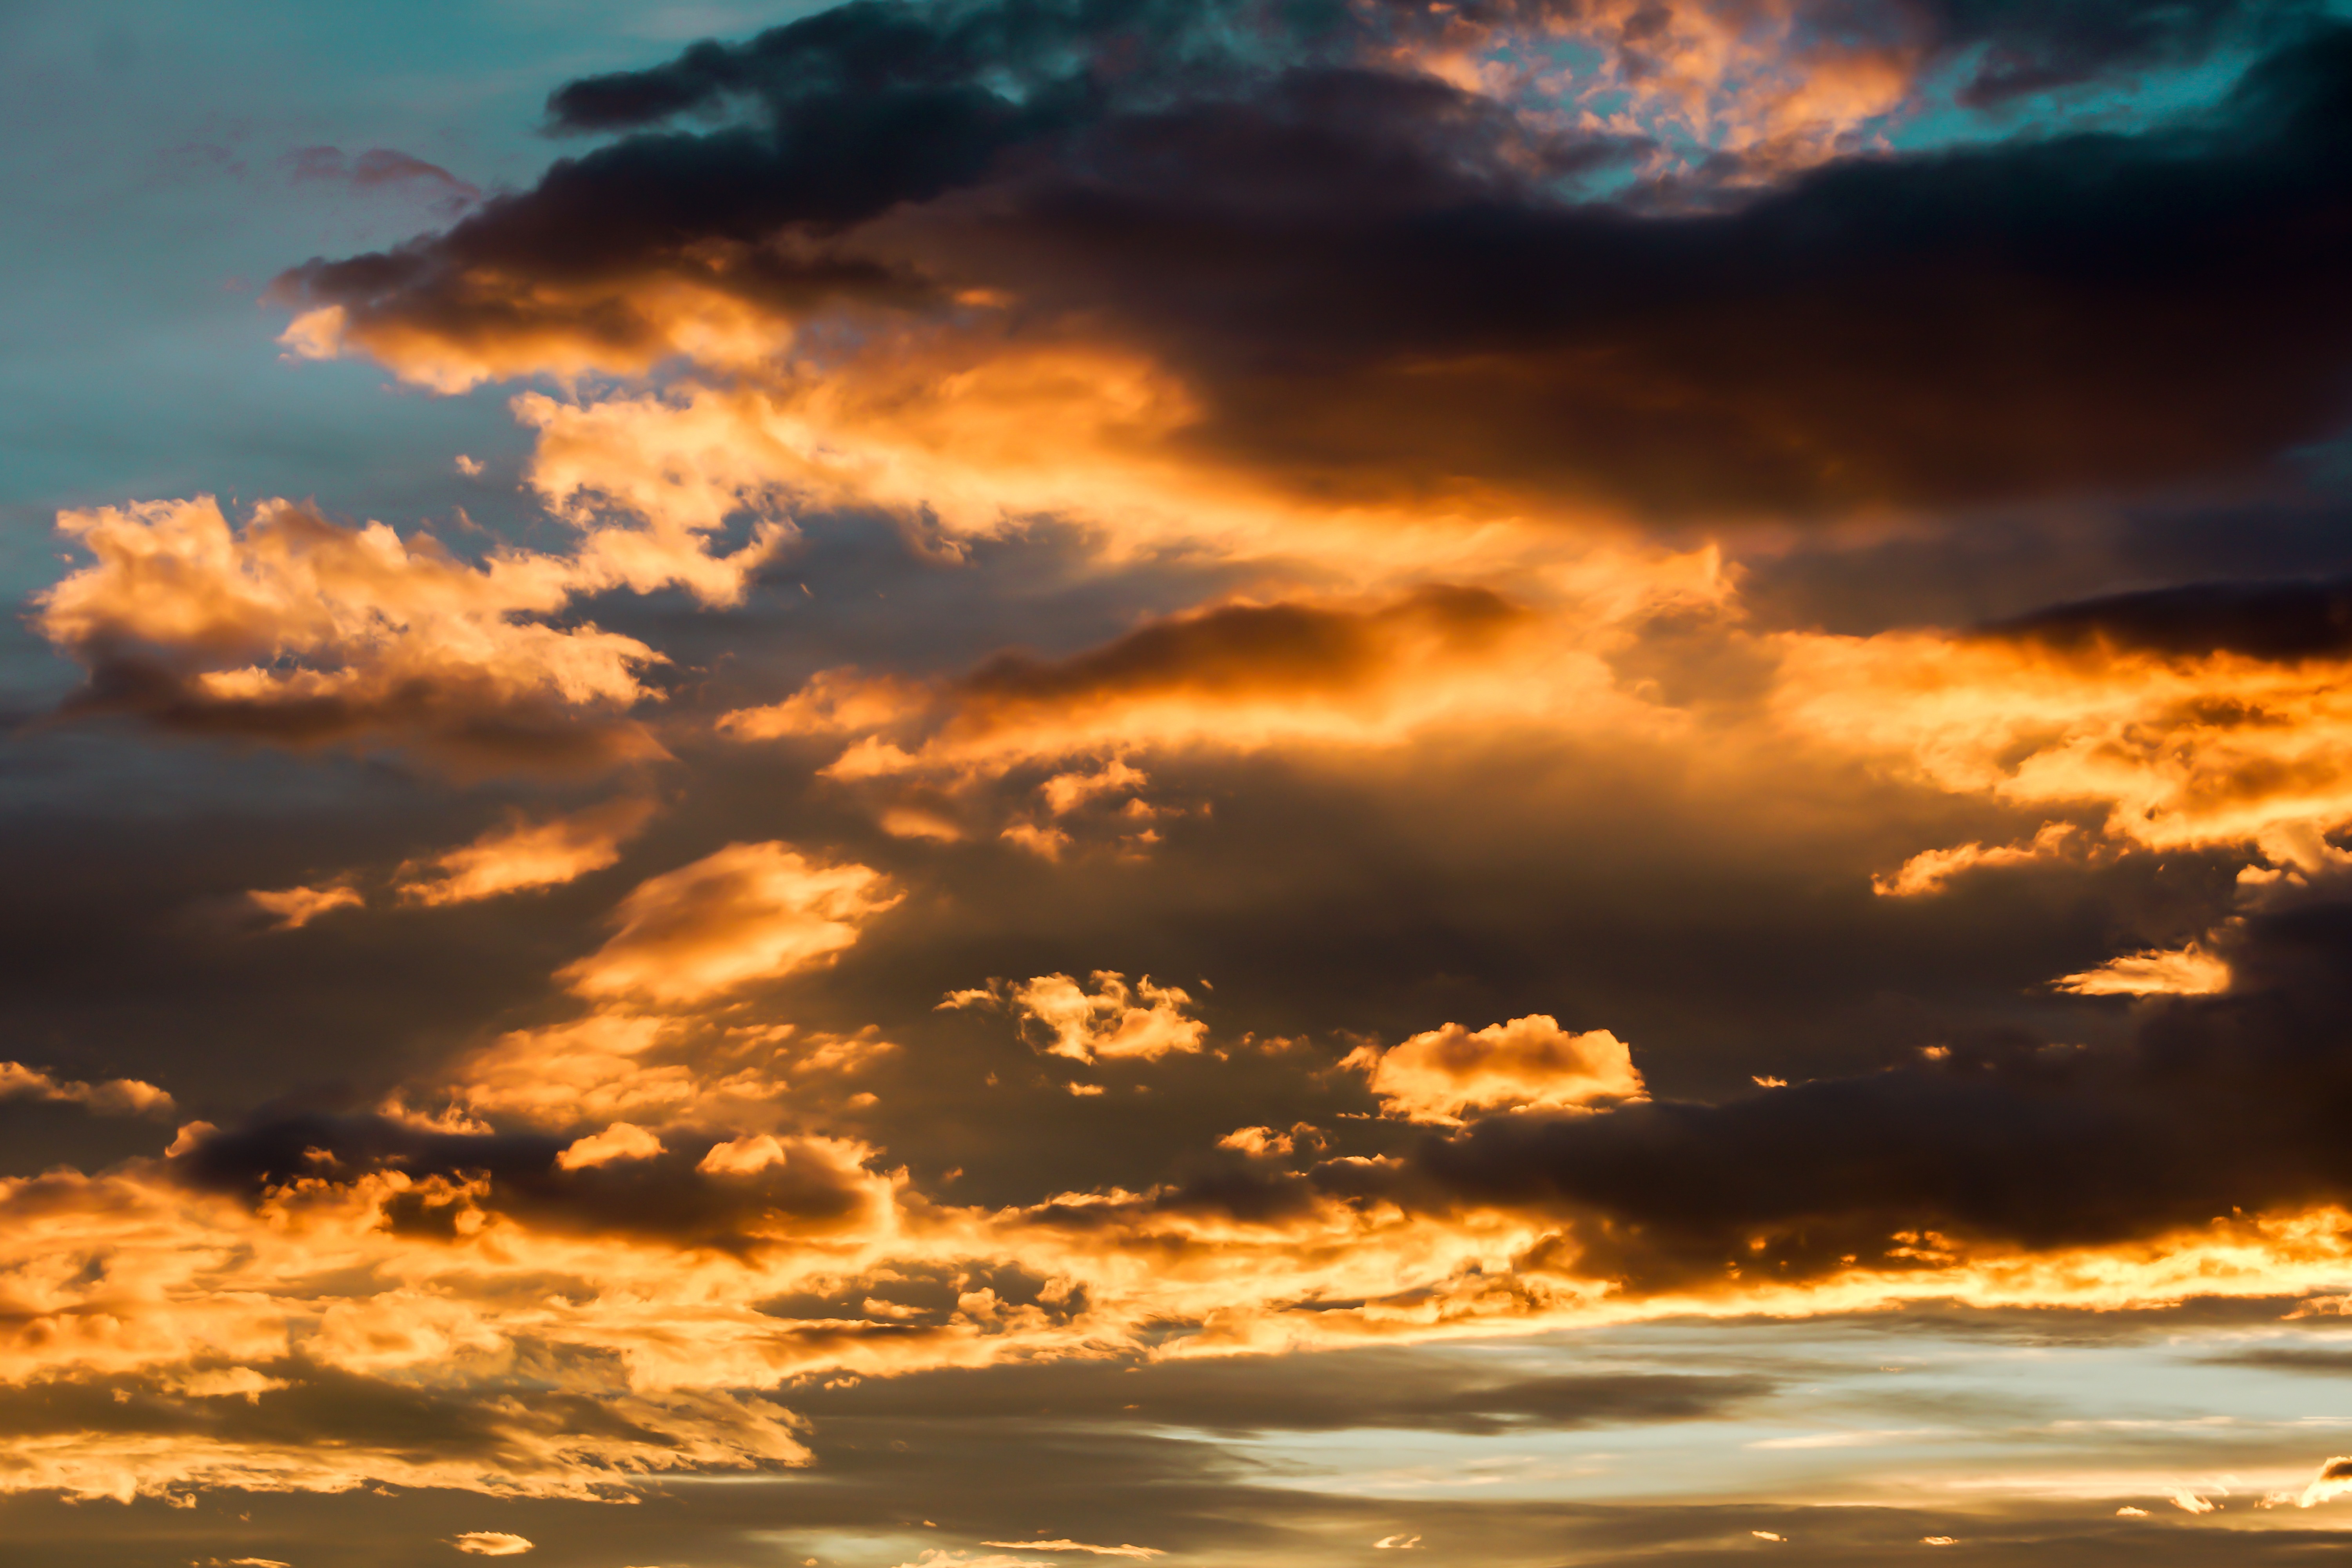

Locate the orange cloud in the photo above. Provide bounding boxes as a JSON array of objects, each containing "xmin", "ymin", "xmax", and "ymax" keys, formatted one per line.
[
  {"xmin": 397, "ymin": 797, "xmax": 656, "ymax": 905},
  {"xmin": 1346, "ymin": 1016, "xmax": 1644, "ymax": 1126},
  {"xmin": 2053, "ymin": 944, "xmax": 2232, "ymax": 998},
  {"xmin": 561, "ymin": 843, "xmax": 899, "ymax": 1006},
  {"xmin": 1778, "ymin": 630, "xmax": 2352, "ymax": 871},
  {"xmin": 945, "ymin": 973, "xmax": 1207, "ymax": 1063},
  {"xmin": 34, "ymin": 497, "xmax": 668, "ymax": 771},
  {"xmin": 556, "ymin": 1122, "xmax": 666, "ymax": 1170},
  {"xmin": 452, "ymin": 1534, "xmax": 535, "ymax": 1556},
  {"xmin": 246, "ymin": 882, "xmax": 364, "ymax": 929},
  {"xmin": 1872, "ymin": 822, "xmax": 2079, "ymax": 897},
  {"xmin": 0, "ymin": 1062, "xmax": 173, "ymax": 1119}
]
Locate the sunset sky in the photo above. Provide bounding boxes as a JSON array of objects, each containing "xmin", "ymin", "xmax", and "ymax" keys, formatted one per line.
[{"xmin": 11, "ymin": 1, "xmax": 2352, "ymax": 1563}]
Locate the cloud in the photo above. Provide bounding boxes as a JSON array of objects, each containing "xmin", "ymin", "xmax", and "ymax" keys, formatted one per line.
[
  {"xmin": 0, "ymin": 1062, "xmax": 174, "ymax": 1119},
  {"xmin": 290, "ymin": 144, "xmax": 477, "ymax": 195},
  {"xmin": 396, "ymin": 797, "xmax": 657, "ymax": 906},
  {"xmin": 1778, "ymin": 588, "xmax": 2352, "ymax": 869},
  {"xmin": 555, "ymin": 1122, "xmax": 666, "ymax": 1170},
  {"xmin": 947, "ymin": 973, "xmax": 1207, "ymax": 1063},
  {"xmin": 245, "ymin": 882, "xmax": 364, "ymax": 929},
  {"xmin": 1873, "ymin": 823, "xmax": 2080, "ymax": 898},
  {"xmin": 274, "ymin": 4, "xmax": 2352, "ymax": 523},
  {"xmin": 2259, "ymin": 1454, "xmax": 2352, "ymax": 1508},
  {"xmin": 980, "ymin": 1543, "xmax": 1161, "ymax": 1560},
  {"xmin": 1348, "ymin": 1016, "xmax": 1645, "ymax": 1126},
  {"xmin": 33, "ymin": 497, "xmax": 668, "ymax": 773},
  {"xmin": 452, "ymin": 1533, "xmax": 534, "ymax": 1555},
  {"xmin": 2054, "ymin": 945, "xmax": 2232, "ymax": 997},
  {"xmin": 561, "ymin": 842, "xmax": 899, "ymax": 1005}
]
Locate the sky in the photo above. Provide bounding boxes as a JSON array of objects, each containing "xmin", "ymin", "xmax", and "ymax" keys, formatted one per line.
[{"xmin": 9, "ymin": 0, "xmax": 2352, "ymax": 1563}]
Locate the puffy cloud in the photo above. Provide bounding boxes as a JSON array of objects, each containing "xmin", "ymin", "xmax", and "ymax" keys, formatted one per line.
[
  {"xmin": 0, "ymin": 1062, "xmax": 173, "ymax": 1119},
  {"xmin": 33, "ymin": 497, "xmax": 666, "ymax": 772},
  {"xmin": 1778, "ymin": 591, "xmax": 2352, "ymax": 871},
  {"xmin": 561, "ymin": 842, "xmax": 898, "ymax": 1005},
  {"xmin": 397, "ymin": 797, "xmax": 655, "ymax": 906},
  {"xmin": 946, "ymin": 973, "xmax": 1206, "ymax": 1063},
  {"xmin": 2263, "ymin": 1454, "xmax": 2352, "ymax": 1508},
  {"xmin": 1348, "ymin": 1016, "xmax": 1644, "ymax": 1126},
  {"xmin": 555, "ymin": 1122, "xmax": 666, "ymax": 1171},
  {"xmin": 452, "ymin": 1535, "xmax": 534, "ymax": 1556},
  {"xmin": 1872, "ymin": 823, "xmax": 2080, "ymax": 898}
]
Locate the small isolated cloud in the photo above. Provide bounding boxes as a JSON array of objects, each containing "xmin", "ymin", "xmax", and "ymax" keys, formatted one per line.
[
  {"xmin": 2116, "ymin": 1506, "xmax": 2150, "ymax": 1517},
  {"xmin": 452, "ymin": 1534, "xmax": 534, "ymax": 1557},
  {"xmin": 1920, "ymin": 1538, "xmax": 1958, "ymax": 1547},
  {"xmin": 455, "ymin": 454, "xmax": 483, "ymax": 476},
  {"xmin": 288, "ymin": 145, "xmax": 479, "ymax": 208},
  {"xmin": 1347, "ymin": 1014, "xmax": 1644, "ymax": 1125},
  {"xmin": 945, "ymin": 972, "xmax": 1206, "ymax": 1062},
  {"xmin": 397, "ymin": 796, "xmax": 655, "ymax": 906},
  {"xmin": 1372, "ymin": 1536, "xmax": 1421, "ymax": 1550},
  {"xmin": 2055, "ymin": 944, "xmax": 2230, "ymax": 997},
  {"xmin": 562, "ymin": 842, "xmax": 898, "ymax": 1004},
  {"xmin": 1873, "ymin": 822, "xmax": 2076, "ymax": 897},
  {"xmin": 0, "ymin": 1061, "xmax": 173, "ymax": 1119},
  {"xmin": 1751, "ymin": 1531, "xmax": 1787, "ymax": 1541},
  {"xmin": 247, "ymin": 882, "xmax": 363, "ymax": 930},
  {"xmin": 555, "ymin": 1121, "xmax": 665, "ymax": 1170},
  {"xmin": 2170, "ymin": 1490, "xmax": 2221, "ymax": 1514},
  {"xmin": 698, "ymin": 1134, "xmax": 789, "ymax": 1175},
  {"xmin": 981, "ymin": 1543, "xmax": 1163, "ymax": 1560}
]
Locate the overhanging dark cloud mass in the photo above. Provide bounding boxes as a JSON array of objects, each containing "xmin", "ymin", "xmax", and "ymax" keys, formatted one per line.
[{"xmin": 15, "ymin": 0, "xmax": 2352, "ymax": 1563}]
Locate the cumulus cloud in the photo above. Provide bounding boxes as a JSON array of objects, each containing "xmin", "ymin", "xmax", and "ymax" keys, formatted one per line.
[
  {"xmin": 1347, "ymin": 1016, "xmax": 1644, "ymax": 1126},
  {"xmin": 555, "ymin": 1122, "xmax": 666, "ymax": 1171},
  {"xmin": 561, "ymin": 843, "xmax": 898, "ymax": 1005},
  {"xmin": 1873, "ymin": 823, "xmax": 2080, "ymax": 898},
  {"xmin": 33, "ymin": 497, "xmax": 666, "ymax": 772},
  {"xmin": 945, "ymin": 973, "xmax": 1207, "ymax": 1063},
  {"xmin": 0, "ymin": 1062, "xmax": 173, "ymax": 1119}
]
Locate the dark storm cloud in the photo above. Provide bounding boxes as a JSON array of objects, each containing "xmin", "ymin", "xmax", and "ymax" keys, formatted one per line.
[
  {"xmin": 1078, "ymin": 886, "xmax": 2352, "ymax": 1293},
  {"xmin": 278, "ymin": 0, "xmax": 2352, "ymax": 515},
  {"xmin": 1986, "ymin": 576, "xmax": 2352, "ymax": 662},
  {"xmin": 963, "ymin": 23, "xmax": 2352, "ymax": 515}
]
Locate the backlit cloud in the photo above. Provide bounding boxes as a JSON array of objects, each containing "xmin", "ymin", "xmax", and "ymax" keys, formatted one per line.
[
  {"xmin": 561, "ymin": 842, "xmax": 899, "ymax": 1005},
  {"xmin": 1348, "ymin": 1016, "xmax": 1645, "ymax": 1126}
]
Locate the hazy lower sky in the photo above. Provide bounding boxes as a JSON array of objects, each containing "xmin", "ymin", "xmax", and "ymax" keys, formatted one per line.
[{"xmin": 10, "ymin": 2, "xmax": 2352, "ymax": 1564}]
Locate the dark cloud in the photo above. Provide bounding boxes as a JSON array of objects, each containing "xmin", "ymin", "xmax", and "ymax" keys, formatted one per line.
[
  {"xmin": 1063, "ymin": 886, "xmax": 2352, "ymax": 1293},
  {"xmin": 1986, "ymin": 576, "xmax": 2352, "ymax": 662},
  {"xmin": 43, "ymin": 654, "xmax": 664, "ymax": 776},
  {"xmin": 956, "ymin": 584, "xmax": 1526, "ymax": 706},
  {"xmin": 278, "ymin": 2, "xmax": 2352, "ymax": 514},
  {"xmin": 173, "ymin": 1113, "xmax": 873, "ymax": 1252}
]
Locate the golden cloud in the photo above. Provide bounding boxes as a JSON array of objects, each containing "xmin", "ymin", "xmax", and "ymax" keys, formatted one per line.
[
  {"xmin": 1346, "ymin": 1016, "xmax": 1645, "ymax": 1126},
  {"xmin": 561, "ymin": 842, "xmax": 899, "ymax": 1006},
  {"xmin": 397, "ymin": 797, "xmax": 657, "ymax": 906}
]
